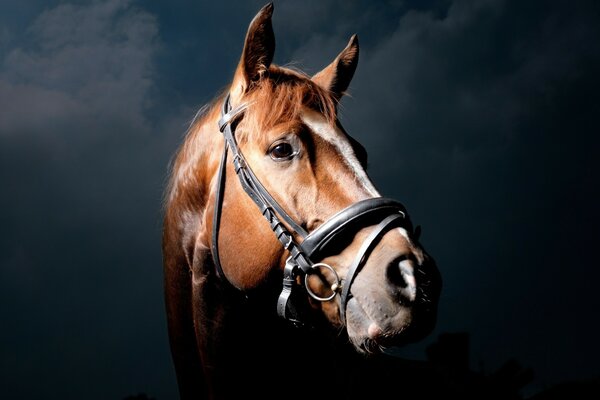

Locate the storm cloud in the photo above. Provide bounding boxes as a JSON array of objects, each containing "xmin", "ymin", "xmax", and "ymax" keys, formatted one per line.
[
  {"xmin": 0, "ymin": 1, "xmax": 175, "ymax": 398},
  {"xmin": 1, "ymin": 1, "xmax": 599, "ymax": 399}
]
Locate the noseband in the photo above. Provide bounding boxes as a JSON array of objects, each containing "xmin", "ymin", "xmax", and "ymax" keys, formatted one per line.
[{"xmin": 212, "ymin": 94, "xmax": 412, "ymax": 326}]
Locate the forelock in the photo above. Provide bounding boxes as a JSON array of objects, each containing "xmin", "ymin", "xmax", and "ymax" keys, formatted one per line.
[{"xmin": 239, "ymin": 65, "xmax": 337, "ymax": 141}]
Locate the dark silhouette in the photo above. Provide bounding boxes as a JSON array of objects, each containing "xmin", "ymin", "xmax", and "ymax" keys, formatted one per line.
[
  {"xmin": 123, "ymin": 394, "xmax": 156, "ymax": 400},
  {"xmin": 528, "ymin": 377, "xmax": 600, "ymax": 399},
  {"xmin": 124, "ymin": 331, "xmax": 598, "ymax": 399},
  {"xmin": 334, "ymin": 331, "xmax": 533, "ymax": 399},
  {"xmin": 367, "ymin": 331, "xmax": 599, "ymax": 400}
]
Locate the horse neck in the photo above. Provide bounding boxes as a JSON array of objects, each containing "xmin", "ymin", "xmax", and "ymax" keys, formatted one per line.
[{"xmin": 165, "ymin": 103, "xmax": 223, "ymax": 222}]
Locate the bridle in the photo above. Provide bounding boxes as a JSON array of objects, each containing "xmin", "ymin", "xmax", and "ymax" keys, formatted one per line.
[{"xmin": 212, "ymin": 93, "xmax": 413, "ymax": 326}]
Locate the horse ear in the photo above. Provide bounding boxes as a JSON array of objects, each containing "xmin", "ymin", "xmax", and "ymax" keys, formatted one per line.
[
  {"xmin": 312, "ymin": 34, "xmax": 359, "ymax": 100},
  {"xmin": 231, "ymin": 3, "xmax": 275, "ymax": 100}
]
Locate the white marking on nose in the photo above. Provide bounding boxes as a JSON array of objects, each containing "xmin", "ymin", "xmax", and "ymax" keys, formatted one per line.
[
  {"xmin": 301, "ymin": 111, "xmax": 380, "ymax": 197},
  {"xmin": 399, "ymin": 259, "xmax": 417, "ymax": 301},
  {"xmin": 395, "ymin": 227, "xmax": 410, "ymax": 241}
]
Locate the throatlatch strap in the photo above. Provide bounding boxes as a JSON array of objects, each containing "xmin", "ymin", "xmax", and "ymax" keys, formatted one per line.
[{"xmin": 211, "ymin": 139, "xmax": 234, "ymax": 287}]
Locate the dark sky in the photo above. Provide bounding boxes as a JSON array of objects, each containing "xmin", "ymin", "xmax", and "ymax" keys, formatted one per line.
[{"xmin": 1, "ymin": 0, "xmax": 599, "ymax": 399}]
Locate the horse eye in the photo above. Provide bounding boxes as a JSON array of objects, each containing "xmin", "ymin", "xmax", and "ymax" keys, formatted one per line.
[{"xmin": 269, "ymin": 142, "xmax": 295, "ymax": 161}]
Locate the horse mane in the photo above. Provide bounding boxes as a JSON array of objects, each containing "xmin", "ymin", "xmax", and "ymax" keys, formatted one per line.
[
  {"xmin": 163, "ymin": 64, "xmax": 338, "ymax": 213},
  {"xmin": 161, "ymin": 94, "xmax": 221, "ymax": 213}
]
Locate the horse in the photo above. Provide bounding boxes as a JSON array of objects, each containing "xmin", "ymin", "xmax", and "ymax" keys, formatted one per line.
[{"xmin": 161, "ymin": 3, "xmax": 442, "ymax": 399}]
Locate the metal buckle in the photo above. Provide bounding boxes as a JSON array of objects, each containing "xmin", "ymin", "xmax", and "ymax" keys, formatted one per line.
[
  {"xmin": 281, "ymin": 232, "xmax": 294, "ymax": 250},
  {"xmin": 277, "ymin": 257, "xmax": 300, "ymax": 319},
  {"xmin": 219, "ymin": 101, "xmax": 249, "ymax": 132},
  {"xmin": 232, "ymin": 153, "xmax": 246, "ymax": 172}
]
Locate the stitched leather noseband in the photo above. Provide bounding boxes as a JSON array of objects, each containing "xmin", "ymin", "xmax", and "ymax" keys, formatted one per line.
[{"xmin": 212, "ymin": 93, "xmax": 412, "ymax": 326}]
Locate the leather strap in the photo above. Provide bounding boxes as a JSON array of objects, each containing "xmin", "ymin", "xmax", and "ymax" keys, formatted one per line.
[
  {"xmin": 211, "ymin": 136, "xmax": 232, "ymax": 286},
  {"xmin": 339, "ymin": 213, "xmax": 406, "ymax": 319},
  {"xmin": 301, "ymin": 197, "xmax": 408, "ymax": 258}
]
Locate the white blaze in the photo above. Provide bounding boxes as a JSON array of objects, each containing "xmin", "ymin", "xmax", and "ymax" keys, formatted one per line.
[
  {"xmin": 302, "ymin": 111, "xmax": 418, "ymax": 248},
  {"xmin": 301, "ymin": 111, "xmax": 380, "ymax": 197}
]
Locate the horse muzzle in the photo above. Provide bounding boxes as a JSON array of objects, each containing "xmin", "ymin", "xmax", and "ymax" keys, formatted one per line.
[{"xmin": 344, "ymin": 253, "xmax": 442, "ymax": 354}]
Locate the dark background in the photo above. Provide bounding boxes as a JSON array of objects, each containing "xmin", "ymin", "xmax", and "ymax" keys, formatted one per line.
[{"xmin": 1, "ymin": 1, "xmax": 599, "ymax": 399}]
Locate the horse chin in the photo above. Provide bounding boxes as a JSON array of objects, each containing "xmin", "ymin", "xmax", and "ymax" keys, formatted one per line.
[{"xmin": 344, "ymin": 296, "xmax": 435, "ymax": 355}]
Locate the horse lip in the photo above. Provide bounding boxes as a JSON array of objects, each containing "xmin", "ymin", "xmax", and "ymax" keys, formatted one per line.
[
  {"xmin": 346, "ymin": 297, "xmax": 404, "ymax": 352},
  {"xmin": 345, "ymin": 294, "xmax": 437, "ymax": 351},
  {"xmin": 367, "ymin": 322, "xmax": 383, "ymax": 339}
]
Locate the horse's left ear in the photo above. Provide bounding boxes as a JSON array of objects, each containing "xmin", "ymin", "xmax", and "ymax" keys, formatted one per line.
[
  {"xmin": 312, "ymin": 34, "xmax": 359, "ymax": 101},
  {"xmin": 231, "ymin": 3, "xmax": 275, "ymax": 101}
]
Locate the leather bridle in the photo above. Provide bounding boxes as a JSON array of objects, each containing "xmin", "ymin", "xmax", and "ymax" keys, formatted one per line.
[{"xmin": 212, "ymin": 93, "xmax": 413, "ymax": 326}]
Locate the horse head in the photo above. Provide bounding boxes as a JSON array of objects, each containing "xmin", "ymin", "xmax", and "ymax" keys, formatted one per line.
[
  {"xmin": 169, "ymin": 2, "xmax": 442, "ymax": 354},
  {"xmin": 163, "ymin": 5, "xmax": 443, "ymax": 398}
]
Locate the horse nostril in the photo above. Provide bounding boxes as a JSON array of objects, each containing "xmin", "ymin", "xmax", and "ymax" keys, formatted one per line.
[{"xmin": 387, "ymin": 258, "xmax": 417, "ymax": 301}]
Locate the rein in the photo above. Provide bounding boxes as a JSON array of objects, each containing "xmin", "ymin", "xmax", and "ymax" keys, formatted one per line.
[{"xmin": 212, "ymin": 93, "xmax": 412, "ymax": 326}]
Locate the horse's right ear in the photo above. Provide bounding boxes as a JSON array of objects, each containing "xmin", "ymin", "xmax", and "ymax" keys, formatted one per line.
[{"xmin": 230, "ymin": 3, "xmax": 275, "ymax": 102}]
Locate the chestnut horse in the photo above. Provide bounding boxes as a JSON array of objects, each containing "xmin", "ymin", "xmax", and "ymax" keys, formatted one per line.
[{"xmin": 162, "ymin": 3, "xmax": 441, "ymax": 399}]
